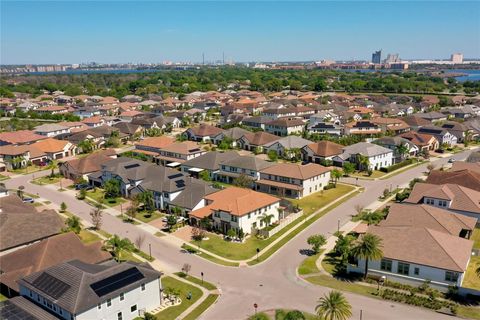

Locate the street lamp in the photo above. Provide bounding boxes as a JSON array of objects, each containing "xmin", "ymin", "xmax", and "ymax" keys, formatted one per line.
[
  {"xmin": 201, "ymin": 272, "xmax": 204, "ymax": 284},
  {"xmin": 149, "ymin": 243, "xmax": 152, "ymax": 260},
  {"xmin": 256, "ymin": 248, "xmax": 260, "ymax": 261}
]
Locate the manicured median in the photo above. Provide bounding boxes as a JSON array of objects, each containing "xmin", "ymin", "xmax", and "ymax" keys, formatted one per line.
[{"xmin": 182, "ymin": 294, "xmax": 219, "ymax": 320}]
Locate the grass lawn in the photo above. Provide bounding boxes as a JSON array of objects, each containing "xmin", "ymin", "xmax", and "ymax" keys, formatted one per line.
[
  {"xmin": 298, "ymin": 252, "xmax": 321, "ymax": 275},
  {"xmin": 154, "ymin": 276, "xmax": 203, "ymax": 320},
  {"xmin": 182, "ymin": 294, "xmax": 219, "ymax": 320},
  {"xmin": 86, "ymin": 188, "xmax": 126, "ymax": 207},
  {"xmin": 321, "ymin": 251, "xmax": 342, "ymax": 275},
  {"xmin": 275, "ymin": 309, "xmax": 318, "ymax": 320},
  {"xmin": 472, "ymin": 228, "xmax": 480, "ymax": 249},
  {"xmin": 0, "ymin": 174, "xmax": 10, "ymax": 181},
  {"xmin": 290, "ymin": 184, "xmax": 355, "ymax": 215},
  {"xmin": 78, "ymin": 229, "xmax": 103, "ymax": 244},
  {"xmin": 119, "ymin": 250, "xmax": 142, "ymax": 263},
  {"xmin": 96, "ymin": 229, "xmax": 112, "ymax": 239},
  {"xmin": 0, "ymin": 293, "xmax": 7, "ymax": 302},
  {"xmin": 11, "ymin": 165, "xmax": 46, "ymax": 175},
  {"xmin": 350, "ymin": 170, "xmax": 386, "ymax": 180},
  {"xmin": 188, "ymin": 184, "xmax": 356, "ymax": 263},
  {"xmin": 117, "ymin": 214, "xmax": 140, "ymax": 225},
  {"xmin": 182, "ymin": 244, "xmax": 240, "ymax": 267},
  {"xmin": 135, "ymin": 210, "xmax": 163, "ymax": 223},
  {"xmin": 306, "ymin": 274, "xmax": 379, "ymax": 296},
  {"xmin": 462, "ymin": 255, "xmax": 480, "ymax": 290},
  {"xmin": 174, "ymin": 272, "xmax": 217, "ymax": 291},
  {"xmin": 31, "ymin": 174, "xmax": 62, "ymax": 185},
  {"xmin": 248, "ymin": 188, "xmax": 361, "ymax": 266},
  {"xmin": 457, "ymin": 306, "xmax": 480, "ymax": 320}
]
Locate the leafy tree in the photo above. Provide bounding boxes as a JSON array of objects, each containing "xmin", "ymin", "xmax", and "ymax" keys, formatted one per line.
[
  {"xmin": 77, "ymin": 188, "xmax": 87, "ymax": 200},
  {"xmin": 104, "ymin": 179, "xmax": 120, "ymax": 198},
  {"xmin": 331, "ymin": 169, "xmax": 342, "ymax": 187},
  {"xmin": 342, "ymin": 162, "xmax": 355, "ymax": 176},
  {"xmin": 191, "ymin": 226, "xmax": 205, "ymax": 242},
  {"xmin": 105, "ymin": 235, "xmax": 134, "ymax": 261},
  {"xmin": 334, "ymin": 234, "xmax": 355, "ymax": 271},
  {"xmin": 267, "ymin": 150, "xmax": 278, "ymax": 161},
  {"xmin": 233, "ymin": 173, "xmax": 252, "ymax": 188},
  {"xmin": 125, "ymin": 197, "xmax": 139, "ymax": 221},
  {"xmin": 90, "ymin": 204, "xmax": 103, "ymax": 230},
  {"xmin": 78, "ymin": 139, "xmax": 94, "ymax": 153},
  {"xmin": 60, "ymin": 202, "xmax": 67, "ymax": 213},
  {"xmin": 315, "ymin": 290, "xmax": 352, "ymax": 320},
  {"xmin": 139, "ymin": 191, "xmax": 154, "ymax": 213},
  {"xmin": 199, "ymin": 170, "xmax": 211, "ymax": 182},
  {"xmin": 17, "ymin": 185, "xmax": 25, "ymax": 200},
  {"xmin": 351, "ymin": 233, "xmax": 384, "ymax": 279},
  {"xmin": 227, "ymin": 228, "xmax": 237, "ymax": 240},
  {"xmin": 307, "ymin": 234, "xmax": 326, "ymax": 254},
  {"xmin": 283, "ymin": 310, "xmax": 306, "ymax": 320},
  {"xmin": 65, "ymin": 216, "xmax": 81, "ymax": 234},
  {"xmin": 143, "ymin": 312, "xmax": 156, "ymax": 320},
  {"xmin": 166, "ymin": 215, "xmax": 177, "ymax": 231}
]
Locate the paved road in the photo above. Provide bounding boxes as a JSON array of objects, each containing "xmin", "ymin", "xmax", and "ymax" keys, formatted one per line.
[{"xmin": 6, "ymin": 149, "xmax": 476, "ymax": 320}]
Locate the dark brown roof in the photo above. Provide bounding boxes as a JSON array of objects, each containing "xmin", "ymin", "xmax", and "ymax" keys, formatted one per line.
[
  {"xmin": 188, "ymin": 124, "xmax": 224, "ymax": 137},
  {"xmin": 241, "ymin": 131, "xmax": 279, "ymax": 146},
  {"xmin": 60, "ymin": 149, "xmax": 116, "ymax": 175},
  {"xmin": 0, "ymin": 232, "xmax": 111, "ymax": 292},
  {"xmin": 426, "ymin": 169, "xmax": 480, "ymax": 192}
]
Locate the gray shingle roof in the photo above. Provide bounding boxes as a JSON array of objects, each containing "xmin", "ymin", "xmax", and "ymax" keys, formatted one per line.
[
  {"xmin": 220, "ymin": 155, "xmax": 273, "ymax": 171},
  {"xmin": 181, "ymin": 151, "xmax": 239, "ymax": 171},
  {"xmin": 342, "ymin": 142, "xmax": 393, "ymax": 157},
  {"xmin": 19, "ymin": 260, "xmax": 160, "ymax": 315}
]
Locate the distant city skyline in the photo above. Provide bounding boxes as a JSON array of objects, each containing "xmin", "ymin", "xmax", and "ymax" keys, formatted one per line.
[{"xmin": 1, "ymin": 1, "xmax": 479, "ymax": 64}]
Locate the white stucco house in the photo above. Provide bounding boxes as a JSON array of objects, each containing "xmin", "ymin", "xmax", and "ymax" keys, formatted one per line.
[
  {"xmin": 332, "ymin": 142, "xmax": 393, "ymax": 170},
  {"xmin": 18, "ymin": 260, "xmax": 162, "ymax": 320}
]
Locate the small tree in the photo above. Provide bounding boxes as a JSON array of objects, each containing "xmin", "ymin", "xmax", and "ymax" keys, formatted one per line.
[
  {"xmin": 17, "ymin": 185, "xmax": 25, "ymax": 200},
  {"xmin": 166, "ymin": 215, "xmax": 177, "ymax": 231},
  {"xmin": 227, "ymin": 228, "xmax": 237, "ymax": 240},
  {"xmin": 104, "ymin": 179, "xmax": 120, "ymax": 199},
  {"xmin": 267, "ymin": 150, "xmax": 278, "ymax": 161},
  {"xmin": 182, "ymin": 263, "xmax": 191, "ymax": 276},
  {"xmin": 191, "ymin": 226, "xmax": 205, "ymax": 242},
  {"xmin": 125, "ymin": 204, "xmax": 137, "ymax": 222},
  {"xmin": 65, "ymin": 216, "xmax": 81, "ymax": 234},
  {"xmin": 90, "ymin": 204, "xmax": 103, "ymax": 230},
  {"xmin": 60, "ymin": 202, "xmax": 67, "ymax": 213},
  {"xmin": 383, "ymin": 188, "xmax": 390, "ymax": 198},
  {"xmin": 331, "ymin": 169, "xmax": 342, "ymax": 187},
  {"xmin": 307, "ymin": 234, "xmax": 326, "ymax": 254},
  {"xmin": 342, "ymin": 162, "xmax": 355, "ymax": 176},
  {"xmin": 144, "ymin": 313, "xmax": 156, "ymax": 320},
  {"xmin": 77, "ymin": 188, "xmax": 86, "ymax": 200},
  {"xmin": 199, "ymin": 170, "xmax": 211, "ymax": 182},
  {"xmin": 233, "ymin": 173, "xmax": 252, "ymax": 188},
  {"xmin": 238, "ymin": 228, "xmax": 245, "ymax": 241},
  {"xmin": 134, "ymin": 234, "xmax": 145, "ymax": 250},
  {"xmin": 427, "ymin": 163, "xmax": 435, "ymax": 173}
]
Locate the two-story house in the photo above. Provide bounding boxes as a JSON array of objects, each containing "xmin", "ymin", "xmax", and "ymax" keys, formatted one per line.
[
  {"xmin": 154, "ymin": 141, "xmax": 207, "ymax": 167},
  {"xmin": 264, "ymin": 118, "xmax": 305, "ymax": 136},
  {"xmin": 34, "ymin": 124, "xmax": 71, "ymax": 138},
  {"xmin": 417, "ymin": 126, "xmax": 458, "ymax": 146},
  {"xmin": 217, "ymin": 155, "xmax": 273, "ymax": 185},
  {"xmin": 17, "ymin": 260, "xmax": 162, "ymax": 320},
  {"xmin": 256, "ymin": 163, "xmax": 331, "ymax": 199},
  {"xmin": 332, "ymin": 142, "xmax": 393, "ymax": 170},
  {"xmin": 189, "ymin": 187, "xmax": 281, "ymax": 234}
]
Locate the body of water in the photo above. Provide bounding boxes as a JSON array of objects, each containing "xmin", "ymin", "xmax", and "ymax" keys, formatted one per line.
[{"xmin": 444, "ymin": 69, "xmax": 480, "ymax": 82}]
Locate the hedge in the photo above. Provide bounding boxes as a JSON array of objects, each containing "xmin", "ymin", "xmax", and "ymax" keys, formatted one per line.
[{"xmin": 380, "ymin": 158, "xmax": 415, "ymax": 173}]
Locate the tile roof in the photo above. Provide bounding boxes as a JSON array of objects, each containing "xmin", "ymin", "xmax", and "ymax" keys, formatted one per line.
[
  {"xmin": 187, "ymin": 124, "xmax": 224, "ymax": 137},
  {"xmin": 304, "ymin": 141, "xmax": 343, "ymax": 157},
  {"xmin": 380, "ymin": 203, "xmax": 477, "ymax": 236},
  {"xmin": 426, "ymin": 169, "xmax": 480, "ymax": 192},
  {"xmin": 0, "ymin": 232, "xmax": 111, "ymax": 292},
  {"xmin": 157, "ymin": 141, "xmax": 204, "ymax": 155},
  {"xmin": 399, "ymin": 131, "xmax": 436, "ymax": 146},
  {"xmin": 260, "ymin": 163, "xmax": 330, "ymax": 180},
  {"xmin": 0, "ymin": 130, "xmax": 47, "ymax": 145},
  {"xmin": 135, "ymin": 136, "xmax": 174, "ymax": 149},
  {"xmin": 34, "ymin": 124, "xmax": 69, "ymax": 132},
  {"xmin": 0, "ymin": 296, "xmax": 59, "ymax": 320},
  {"xmin": 406, "ymin": 183, "xmax": 480, "ymax": 215},
  {"xmin": 241, "ymin": 131, "xmax": 280, "ymax": 146},
  {"xmin": 367, "ymin": 225, "xmax": 473, "ymax": 272},
  {"xmin": 33, "ymin": 138, "xmax": 72, "ymax": 153},
  {"xmin": 190, "ymin": 187, "xmax": 280, "ymax": 218},
  {"xmin": 61, "ymin": 149, "xmax": 116, "ymax": 175}
]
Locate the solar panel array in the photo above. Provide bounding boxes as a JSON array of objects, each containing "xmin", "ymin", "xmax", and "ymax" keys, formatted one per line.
[
  {"xmin": 32, "ymin": 273, "xmax": 71, "ymax": 299},
  {"xmin": 0, "ymin": 301, "xmax": 39, "ymax": 320},
  {"xmin": 90, "ymin": 267, "xmax": 144, "ymax": 297}
]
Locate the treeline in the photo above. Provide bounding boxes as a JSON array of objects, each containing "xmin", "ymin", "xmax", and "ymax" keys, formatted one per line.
[{"xmin": 1, "ymin": 67, "xmax": 479, "ymax": 98}]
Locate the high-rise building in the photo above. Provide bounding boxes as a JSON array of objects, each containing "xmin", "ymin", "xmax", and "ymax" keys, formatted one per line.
[
  {"xmin": 385, "ymin": 53, "xmax": 400, "ymax": 64},
  {"xmin": 451, "ymin": 53, "xmax": 463, "ymax": 63},
  {"xmin": 372, "ymin": 50, "xmax": 382, "ymax": 64}
]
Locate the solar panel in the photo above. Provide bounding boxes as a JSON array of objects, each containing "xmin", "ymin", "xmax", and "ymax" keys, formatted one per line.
[
  {"xmin": 125, "ymin": 163, "xmax": 141, "ymax": 169},
  {"xmin": 0, "ymin": 301, "xmax": 38, "ymax": 320},
  {"xmin": 32, "ymin": 273, "xmax": 71, "ymax": 299},
  {"xmin": 167, "ymin": 173, "xmax": 183, "ymax": 179},
  {"xmin": 90, "ymin": 267, "xmax": 144, "ymax": 297}
]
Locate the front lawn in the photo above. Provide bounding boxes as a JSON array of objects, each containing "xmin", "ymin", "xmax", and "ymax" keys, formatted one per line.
[
  {"xmin": 182, "ymin": 294, "xmax": 219, "ymax": 320},
  {"xmin": 135, "ymin": 210, "xmax": 163, "ymax": 223},
  {"xmin": 290, "ymin": 184, "xmax": 355, "ymax": 215},
  {"xmin": 462, "ymin": 255, "xmax": 480, "ymax": 290},
  {"xmin": 174, "ymin": 272, "xmax": 217, "ymax": 291},
  {"xmin": 350, "ymin": 170, "xmax": 386, "ymax": 179},
  {"xmin": 78, "ymin": 229, "xmax": 102, "ymax": 244},
  {"xmin": 189, "ymin": 184, "xmax": 355, "ymax": 261},
  {"xmin": 154, "ymin": 276, "xmax": 203, "ymax": 320},
  {"xmin": 31, "ymin": 174, "xmax": 62, "ymax": 185},
  {"xmin": 86, "ymin": 188, "xmax": 126, "ymax": 207},
  {"xmin": 0, "ymin": 174, "xmax": 10, "ymax": 181},
  {"xmin": 11, "ymin": 165, "xmax": 46, "ymax": 174}
]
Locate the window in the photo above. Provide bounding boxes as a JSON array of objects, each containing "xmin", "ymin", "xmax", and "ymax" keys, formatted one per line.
[
  {"xmin": 248, "ymin": 213, "xmax": 251, "ymax": 219},
  {"xmin": 131, "ymin": 305, "xmax": 137, "ymax": 313},
  {"xmin": 107, "ymin": 299, "xmax": 112, "ymax": 307},
  {"xmin": 397, "ymin": 262, "xmax": 410, "ymax": 275},
  {"xmin": 117, "ymin": 312, "xmax": 123, "ymax": 320},
  {"xmin": 425, "ymin": 198, "xmax": 434, "ymax": 205},
  {"xmin": 120, "ymin": 293, "xmax": 124, "ymax": 301},
  {"xmin": 380, "ymin": 259, "xmax": 392, "ymax": 272},
  {"xmin": 141, "ymin": 283, "xmax": 146, "ymax": 291},
  {"xmin": 445, "ymin": 271, "xmax": 459, "ymax": 282},
  {"xmin": 98, "ymin": 303, "xmax": 102, "ymax": 310},
  {"xmin": 414, "ymin": 267, "xmax": 420, "ymax": 275},
  {"xmin": 439, "ymin": 200, "xmax": 447, "ymax": 207}
]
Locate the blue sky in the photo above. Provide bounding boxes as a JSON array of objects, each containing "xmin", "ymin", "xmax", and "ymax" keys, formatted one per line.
[{"xmin": 1, "ymin": 1, "xmax": 479, "ymax": 64}]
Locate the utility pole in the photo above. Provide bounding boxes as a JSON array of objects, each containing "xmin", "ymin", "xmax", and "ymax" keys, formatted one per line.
[{"xmin": 202, "ymin": 53, "xmax": 205, "ymax": 66}]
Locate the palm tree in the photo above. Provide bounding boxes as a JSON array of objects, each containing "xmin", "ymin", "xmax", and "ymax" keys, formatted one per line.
[
  {"xmin": 315, "ymin": 290, "xmax": 352, "ymax": 320},
  {"xmin": 46, "ymin": 160, "xmax": 58, "ymax": 178},
  {"xmin": 395, "ymin": 143, "xmax": 409, "ymax": 161},
  {"xmin": 105, "ymin": 235, "xmax": 133, "ymax": 262},
  {"xmin": 260, "ymin": 213, "xmax": 274, "ymax": 228},
  {"xmin": 351, "ymin": 233, "xmax": 384, "ymax": 279},
  {"xmin": 331, "ymin": 169, "xmax": 342, "ymax": 187},
  {"xmin": 357, "ymin": 154, "xmax": 370, "ymax": 173}
]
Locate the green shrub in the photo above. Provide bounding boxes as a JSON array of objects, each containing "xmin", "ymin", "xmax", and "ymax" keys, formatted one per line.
[{"xmin": 380, "ymin": 159, "xmax": 415, "ymax": 173}]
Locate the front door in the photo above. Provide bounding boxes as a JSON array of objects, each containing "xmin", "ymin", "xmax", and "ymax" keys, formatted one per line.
[{"xmin": 221, "ymin": 221, "xmax": 230, "ymax": 234}]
